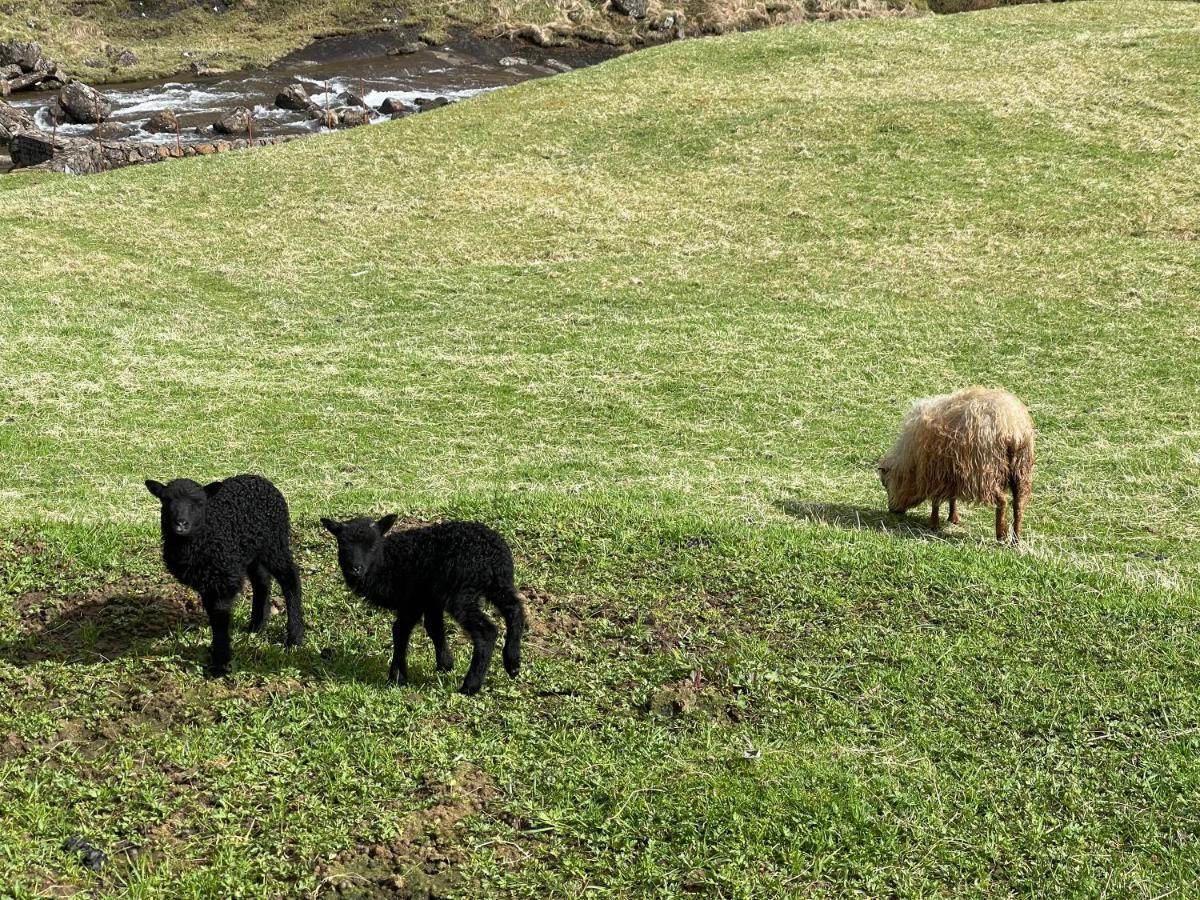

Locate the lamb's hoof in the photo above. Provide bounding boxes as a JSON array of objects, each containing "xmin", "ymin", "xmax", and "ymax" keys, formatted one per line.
[
  {"xmin": 504, "ymin": 661, "xmax": 520, "ymax": 679},
  {"xmin": 206, "ymin": 663, "xmax": 231, "ymax": 679},
  {"xmin": 285, "ymin": 631, "xmax": 305, "ymax": 649},
  {"xmin": 436, "ymin": 652, "xmax": 455, "ymax": 672},
  {"xmin": 458, "ymin": 682, "xmax": 482, "ymax": 696},
  {"xmin": 247, "ymin": 621, "xmax": 267, "ymax": 635},
  {"xmin": 387, "ymin": 675, "xmax": 407, "ymax": 689}
]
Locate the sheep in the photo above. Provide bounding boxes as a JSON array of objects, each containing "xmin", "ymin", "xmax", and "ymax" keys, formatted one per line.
[
  {"xmin": 877, "ymin": 386, "xmax": 1035, "ymax": 543},
  {"xmin": 145, "ymin": 474, "xmax": 305, "ymax": 675},
  {"xmin": 320, "ymin": 515, "xmax": 525, "ymax": 695}
]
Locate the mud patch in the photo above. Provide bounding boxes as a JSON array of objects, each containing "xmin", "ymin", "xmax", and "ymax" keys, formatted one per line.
[
  {"xmin": 2, "ymin": 576, "xmax": 202, "ymax": 665},
  {"xmin": 314, "ymin": 764, "xmax": 497, "ymax": 898}
]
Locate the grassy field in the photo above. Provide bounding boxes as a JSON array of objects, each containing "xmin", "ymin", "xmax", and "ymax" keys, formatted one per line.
[
  {"xmin": 0, "ymin": 0, "xmax": 918, "ymax": 84},
  {"xmin": 2, "ymin": 1, "xmax": 1199, "ymax": 896}
]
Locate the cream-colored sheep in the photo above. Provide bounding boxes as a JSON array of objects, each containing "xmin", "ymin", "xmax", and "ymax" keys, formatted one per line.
[{"xmin": 878, "ymin": 387, "xmax": 1034, "ymax": 543}]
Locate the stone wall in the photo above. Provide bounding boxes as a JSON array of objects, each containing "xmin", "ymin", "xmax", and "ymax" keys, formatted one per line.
[{"xmin": 10, "ymin": 133, "xmax": 303, "ymax": 175}]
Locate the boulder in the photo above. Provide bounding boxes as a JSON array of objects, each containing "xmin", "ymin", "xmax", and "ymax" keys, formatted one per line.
[
  {"xmin": 274, "ymin": 83, "xmax": 312, "ymax": 112},
  {"xmin": 610, "ymin": 0, "xmax": 649, "ymax": 17},
  {"xmin": 378, "ymin": 97, "xmax": 411, "ymax": 116},
  {"xmin": 333, "ymin": 106, "xmax": 371, "ymax": 128},
  {"xmin": 105, "ymin": 45, "xmax": 138, "ymax": 68},
  {"xmin": 414, "ymin": 96, "xmax": 450, "ymax": 111},
  {"xmin": 0, "ymin": 98, "xmax": 35, "ymax": 141},
  {"xmin": 498, "ymin": 56, "xmax": 528, "ymax": 67},
  {"xmin": 213, "ymin": 106, "xmax": 252, "ymax": 135},
  {"xmin": 387, "ymin": 42, "xmax": 423, "ymax": 56},
  {"xmin": 6, "ymin": 70, "xmax": 47, "ymax": 92},
  {"xmin": 0, "ymin": 64, "xmax": 21, "ymax": 81},
  {"xmin": 143, "ymin": 107, "xmax": 179, "ymax": 133},
  {"xmin": 191, "ymin": 61, "xmax": 228, "ymax": 77},
  {"xmin": 57, "ymin": 81, "xmax": 112, "ymax": 123},
  {"xmin": 0, "ymin": 40, "xmax": 44, "ymax": 71},
  {"xmin": 337, "ymin": 90, "xmax": 367, "ymax": 107},
  {"xmin": 544, "ymin": 58, "xmax": 573, "ymax": 73}
]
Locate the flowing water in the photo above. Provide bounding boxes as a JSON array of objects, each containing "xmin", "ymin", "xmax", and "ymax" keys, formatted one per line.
[{"xmin": 1, "ymin": 31, "xmax": 615, "ymax": 171}]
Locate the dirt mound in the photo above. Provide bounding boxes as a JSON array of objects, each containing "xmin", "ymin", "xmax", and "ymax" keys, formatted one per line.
[{"xmin": 314, "ymin": 764, "xmax": 497, "ymax": 898}]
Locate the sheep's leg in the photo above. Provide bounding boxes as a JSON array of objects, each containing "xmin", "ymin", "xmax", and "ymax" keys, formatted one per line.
[
  {"xmin": 267, "ymin": 553, "xmax": 305, "ymax": 648},
  {"xmin": 995, "ymin": 495, "xmax": 1009, "ymax": 543},
  {"xmin": 247, "ymin": 562, "xmax": 272, "ymax": 635},
  {"xmin": 929, "ymin": 501, "xmax": 940, "ymax": 531},
  {"xmin": 948, "ymin": 498, "xmax": 960, "ymax": 525},
  {"xmin": 448, "ymin": 592, "xmax": 497, "ymax": 696},
  {"xmin": 488, "ymin": 586, "xmax": 526, "ymax": 679},
  {"xmin": 423, "ymin": 611, "xmax": 455, "ymax": 672},
  {"xmin": 389, "ymin": 616, "xmax": 417, "ymax": 686},
  {"xmin": 202, "ymin": 594, "xmax": 236, "ymax": 677},
  {"xmin": 1010, "ymin": 481, "xmax": 1024, "ymax": 545}
]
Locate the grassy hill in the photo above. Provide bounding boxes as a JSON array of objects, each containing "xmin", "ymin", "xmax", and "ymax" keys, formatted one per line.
[{"xmin": 1, "ymin": 1, "xmax": 1198, "ymax": 896}]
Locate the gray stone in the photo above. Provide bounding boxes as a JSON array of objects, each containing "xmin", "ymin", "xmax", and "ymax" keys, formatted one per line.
[
  {"xmin": 378, "ymin": 97, "xmax": 411, "ymax": 116},
  {"xmin": 143, "ymin": 107, "xmax": 179, "ymax": 133},
  {"xmin": 0, "ymin": 97, "xmax": 35, "ymax": 141},
  {"xmin": 610, "ymin": 0, "xmax": 649, "ymax": 17},
  {"xmin": 498, "ymin": 56, "xmax": 528, "ymax": 67},
  {"xmin": 213, "ymin": 106, "xmax": 252, "ymax": 135},
  {"xmin": 58, "ymin": 81, "xmax": 112, "ymax": 123},
  {"xmin": 0, "ymin": 40, "xmax": 44, "ymax": 71},
  {"xmin": 274, "ymin": 83, "xmax": 312, "ymax": 112}
]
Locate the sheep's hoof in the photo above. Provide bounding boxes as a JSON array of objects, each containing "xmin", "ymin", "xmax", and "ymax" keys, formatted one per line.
[
  {"xmin": 387, "ymin": 674, "xmax": 407, "ymax": 688},
  {"xmin": 436, "ymin": 653, "xmax": 455, "ymax": 672},
  {"xmin": 504, "ymin": 661, "xmax": 520, "ymax": 679},
  {"xmin": 206, "ymin": 663, "xmax": 231, "ymax": 679},
  {"xmin": 285, "ymin": 632, "xmax": 305, "ymax": 649},
  {"xmin": 459, "ymin": 682, "xmax": 482, "ymax": 696}
]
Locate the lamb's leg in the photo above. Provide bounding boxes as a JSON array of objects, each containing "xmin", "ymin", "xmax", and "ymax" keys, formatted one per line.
[
  {"xmin": 948, "ymin": 498, "xmax": 960, "ymax": 525},
  {"xmin": 202, "ymin": 594, "xmax": 236, "ymax": 677},
  {"xmin": 247, "ymin": 562, "xmax": 272, "ymax": 635},
  {"xmin": 488, "ymin": 586, "xmax": 526, "ymax": 679},
  {"xmin": 423, "ymin": 611, "xmax": 454, "ymax": 672},
  {"xmin": 389, "ymin": 616, "xmax": 418, "ymax": 686},
  {"xmin": 267, "ymin": 552, "xmax": 305, "ymax": 648},
  {"xmin": 448, "ymin": 592, "xmax": 497, "ymax": 696},
  {"xmin": 1011, "ymin": 481, "xmax": 1024, "ymax": 545},
  {"xmin": 995, "ymin": 495, "xmax": 1009, "ymax": 543},
  {"xmin": 929, "ymin": 501, "xmax": 940, "ymax": 531}
]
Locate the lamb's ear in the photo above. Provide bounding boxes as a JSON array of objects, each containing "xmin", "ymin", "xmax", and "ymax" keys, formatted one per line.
[
  {"xmin": 320, "ymin": 517, "xmax": 342, "ymax": 536},
  {"xmin": 375, "ymin": 514, "xmax": 398, "ymax": 536},
  {"xmin": 145, "ymin": 479, "xmax": 166, "ymax": 499},
  {"xmin": 203, "ymin": 481, "xmax": 224, "ymax": 498}
]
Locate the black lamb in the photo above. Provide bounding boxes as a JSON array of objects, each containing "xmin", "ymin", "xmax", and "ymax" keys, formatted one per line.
[
  {"xmin": 320, "ymin": 515, "xmax": 525, "ymax": 695},
  {"xmin": 145, "ymin": 474, "xmax": 305, "ymax": 676}
]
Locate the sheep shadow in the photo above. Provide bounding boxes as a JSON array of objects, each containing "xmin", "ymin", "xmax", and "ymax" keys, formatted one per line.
[
  {"xmin": 776, "ymin": 499, "xmax": 977, "ymax": 543},
  {"xmin": 0, "ymin": 584, "xmax": 206, "ymax": 666},
  {"xmin": 0, "ymin": 582, "xmax": 432, "ymax": 686}
]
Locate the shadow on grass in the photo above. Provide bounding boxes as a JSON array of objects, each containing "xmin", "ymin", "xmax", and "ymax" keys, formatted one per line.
[
  {"xmin": 775, "ymin": 498, "xmax": 973, "ymax": 543},
  {"xmin": 0, "ymin": 584, "xmax": 382, "ymax": 684}
]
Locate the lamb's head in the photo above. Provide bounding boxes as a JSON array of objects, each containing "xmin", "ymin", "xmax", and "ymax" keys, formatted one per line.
[
  {"xmin": 877, "ymin": 456, "xmax": 919, "ymax": 515},
  {"xmin": 145, "ymin": 478, "xmax": 224, "ymax": 537},
  {"xmin": 321, "ymin": 514, "xmax": 398, "ymax": 590}
]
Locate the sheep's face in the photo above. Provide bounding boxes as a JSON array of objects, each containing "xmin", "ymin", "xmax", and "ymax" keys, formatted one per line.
[
  {"xmin": 877, "ymin": 463, "xmax": 905, "ymax": 514},
  {"xmin": 321, "ymin": 514, "xmax": 398, "ymax": 590},
  {"xmin": 145, "ymin": 478, "xmax": 223, "ymax": 537}
]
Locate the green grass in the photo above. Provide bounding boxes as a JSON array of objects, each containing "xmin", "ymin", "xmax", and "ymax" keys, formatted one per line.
[{"xmin": 2, "ymin": 1, "xmax": 1199, "ymax": 896}]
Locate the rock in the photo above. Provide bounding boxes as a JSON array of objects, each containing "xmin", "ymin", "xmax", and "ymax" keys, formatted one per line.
[
  {"xmin": 195, "ymin": 143, "xmax": 216, "ymax": 155},
  {"xmin": 143, "ymin": 107, "xmax": 179, "ymax": 133},
  {"xmin": 0, "ymin": 98, "xmax": 35, "ymax": 140},
  {"xmin": 57, "ymin": 81, "xmax": 112, "ymax": 123},
  {"xmin": 610, "ymin": 0, "xmax": 649, "ymax": 17},
  {"xmin": 191, "ymin": 61, "xmax": 228, "ymax": 77},
  {"xmin": 337, "ymin": 90, "xmax": 367, "ymax": 107},
  {"xmin": 498, "ymin": 56, "xmax": 528, "ymax": 67},
  {"xmin": 544, "ymin": 58, "xmax": 572, "ymax": 73},
  {"xmin": 213, "ymin": 106, "xmax": 252, "ymax": 135},
  {"xmin": 0, "ymin": 64, "xmax": 20, "ymax": 80},
  {"xmin": 378, "ymin": 97, "xmax": 411, "ymax": 116},
  {"xmin": 274, "ymin": 83, "xmax": 311, "ymax": 112},
  {"xmin": 105, "ymin": 45, "xmax": 138, "ymax": 68},
  {"xmin": 333, "ymin": 106, "xmax": 371, "ymax": 128},
  {"xmin": 6, "ymin": 70, "xmax": 47, "ymax": 92},
  {"xmin": 387, "ymin": 42, "xmax": 423, "ymax": 56},
  {"xmin": 0, "ymin": 40, "xmax": 44, "ymax": 71},
  {"xmin": 414, "ymin": 96, "xmax": 450, "ymax": 111}
]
